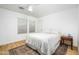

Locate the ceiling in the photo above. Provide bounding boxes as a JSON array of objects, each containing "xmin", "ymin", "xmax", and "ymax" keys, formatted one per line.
[{"xmin": 0, "ymin": 4, "xmax": 78, "ymax": 18}]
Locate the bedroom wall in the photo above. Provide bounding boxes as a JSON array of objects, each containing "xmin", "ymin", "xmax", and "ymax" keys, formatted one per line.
[
  {"xmin": 0, "ymin": 8, "xmax": 37, "ymax": 45},
  {"xmin": 38, "ymin": 7, "xmax": 78, "ymax": 47}
]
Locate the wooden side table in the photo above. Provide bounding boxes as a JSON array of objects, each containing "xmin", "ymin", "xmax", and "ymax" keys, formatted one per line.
[{"xmin": 60, "ymin": 36, "xmax": 73, "ymax": 50}]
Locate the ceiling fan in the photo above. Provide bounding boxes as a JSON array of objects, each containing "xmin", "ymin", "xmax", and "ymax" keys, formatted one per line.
[{"xmin": 18, "ymin": 4, "xmax": 33, "ymax": 12}]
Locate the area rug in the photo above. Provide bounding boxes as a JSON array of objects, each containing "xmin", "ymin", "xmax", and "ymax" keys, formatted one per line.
[
  {"xmin": 9, "ymin": 44, "xmax": 68, "ymax": 55},
  {"xmin": 9, "ymin": 45, "xmax": 40, "ymax": 55},
  {"xmin": 53, "ymin": 45, "xmax": 68, "ymax": 55}
]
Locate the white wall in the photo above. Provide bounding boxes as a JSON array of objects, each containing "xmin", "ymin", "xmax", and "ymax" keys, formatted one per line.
[
  {"xmin": 39, "ymin": 7, "xmax": 78, "ymax": 47},
  {"xmin": 0, "ymin": 8, "xmax": 37, "ymax": 45}
]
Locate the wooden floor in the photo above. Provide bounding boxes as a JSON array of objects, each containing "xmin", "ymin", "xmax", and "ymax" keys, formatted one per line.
[
  {"xmin": 0, "ymin": 40, "xmax": 78, "ymax": 55},
  {"xmin": 0, "ymin": 40, "xmax": 26, "ymax": 55},
  {"xmin": 66, "ymin": 46, "xmax": 78, "ymax": 55}
]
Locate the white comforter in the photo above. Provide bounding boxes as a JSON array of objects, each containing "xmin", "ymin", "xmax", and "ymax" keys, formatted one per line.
[{"xmin": 26, "ymin": 33, "xmax": 60, "ymax": 55}]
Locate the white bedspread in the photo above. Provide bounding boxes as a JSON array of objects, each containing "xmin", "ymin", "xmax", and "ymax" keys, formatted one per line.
[{"xmin": 26, "ymin": 33, "xmax": 60, "ymax": 55}]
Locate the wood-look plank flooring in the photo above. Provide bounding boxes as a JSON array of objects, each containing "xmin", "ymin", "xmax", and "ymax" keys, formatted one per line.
[
  {"xmin": 0, "ymin": 40, "xmax": 26, "ymax": 55},
  {"xmin": 0, "ymin": 40, "xmax": 78, "ymax": 55},
  {"xmin": 66, "ymin": 46, "xmax": 78, "ymax": 55}
]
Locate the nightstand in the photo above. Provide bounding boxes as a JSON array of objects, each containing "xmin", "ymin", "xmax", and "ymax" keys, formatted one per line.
[{"xmin": 60, "ymin": 36, "xmax": 73, "ymax": 50}]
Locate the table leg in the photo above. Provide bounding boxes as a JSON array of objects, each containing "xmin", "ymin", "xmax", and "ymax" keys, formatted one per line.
[{"xmin": 71, "ymin": 39, "xmax": 73, "ymax": 50}]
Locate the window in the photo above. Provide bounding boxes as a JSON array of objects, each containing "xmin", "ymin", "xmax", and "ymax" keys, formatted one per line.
[
  {"xmin": 29, "ymin": 20, "xmax": 35, "ymax": 32},
  {"xmin": 18, "ymin": 18, "xmax": 27, "ymax": 34}
]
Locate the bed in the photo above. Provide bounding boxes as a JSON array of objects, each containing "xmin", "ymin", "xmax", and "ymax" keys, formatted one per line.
[{"xmin": 26, "ymin": 33, "xmax": 60, "ymax": 55}]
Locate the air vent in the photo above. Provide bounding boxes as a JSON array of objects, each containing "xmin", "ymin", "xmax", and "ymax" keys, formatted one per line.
[{"xmin": 19, "ymin": 7, "xmax": 24, "ymax": 9}]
